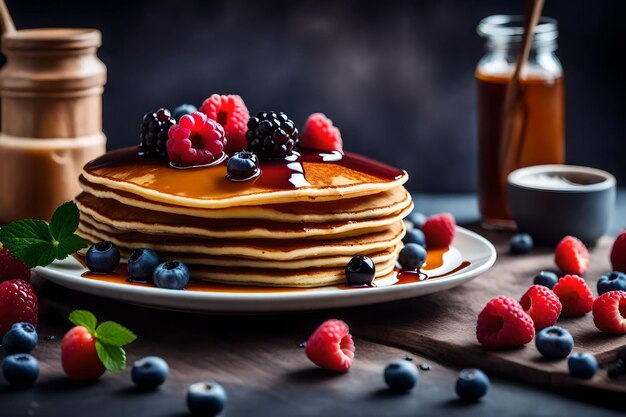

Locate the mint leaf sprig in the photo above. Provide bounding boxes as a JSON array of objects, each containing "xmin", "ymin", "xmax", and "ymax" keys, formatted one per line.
[
  {"xmin": 0, "ymin": 201, "xmax": 87, "ymax": 268},
  {"xmin": 69, "ymin": 310, "xmax": 137, "ymax": 373}
]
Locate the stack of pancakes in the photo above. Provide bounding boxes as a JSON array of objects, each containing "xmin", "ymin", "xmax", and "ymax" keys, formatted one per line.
[{"xmin": 76, "ymin": 148, "xmax": 411, "ymax": 287}]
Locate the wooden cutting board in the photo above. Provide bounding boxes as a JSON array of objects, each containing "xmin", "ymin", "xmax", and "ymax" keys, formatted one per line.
[{"xmin": 347, "ymin": 228, "xmax": 626, "ymax": 393}]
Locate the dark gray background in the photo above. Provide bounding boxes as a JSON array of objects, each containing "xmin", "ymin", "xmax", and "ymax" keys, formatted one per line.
[{"xmin": 4, "ymin": 0, "xmax": 626, "ymax": 192}]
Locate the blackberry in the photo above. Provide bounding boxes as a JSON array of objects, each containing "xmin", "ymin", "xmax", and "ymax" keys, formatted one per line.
[
  {"xmin": 139, "ymin": 108, "xmax": 175, "ymax": 160},
  {"xmin": 246, "ymin": 111, "xmax": 299, "ymax": 159}
]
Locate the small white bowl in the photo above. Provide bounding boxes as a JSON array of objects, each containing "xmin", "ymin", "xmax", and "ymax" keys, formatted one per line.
[{"xmin": 508, "ymin": 165, "xmax": 616, "ymax": 244}]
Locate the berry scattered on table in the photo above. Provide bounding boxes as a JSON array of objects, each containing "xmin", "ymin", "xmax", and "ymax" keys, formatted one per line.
[
  {"xmin": 398, "ymin": 243, "xmax": 427, "ymax": 271},
  {"xmin": 246, "ymin": 111, "xmax": 299, "ymax": 160},
  {"xmin": 140, "ymin": 108, "xmax": 176, "ymax": 160},
  {"xmin": 0, "ymin": 247, "xmax": 30, "ymax": 283},
  {"xmin": 455, "ymin": 368, "xmax": 490, "ymax": 401},
  {"xmin": 172, "ymin": 104, "xmax": 198, "ymax": 122},
  {"xmin": 226, "ymin": 151, "xmax": 261, "ymax": 182},
  {"xmin": 535, "ymin": 326, "xmax": 573, "ymax": 359},
  {"xmin": 2, "ymin": 322, "xmax": 38, "ymax": 354},
  {"xmin": 200, "ymin": 94, "xmax": 250, "ymax": 155},
  {"xmin": 610, "ymin": 230, "xmax": 626, "ymax": 273},
  {"xmin": 61, "ymin": 310, "xmax": 136, "ymax": 381},
  {"xmin": 0, "ymin": 279, "xmax": 38, "ymax": 337},
  {"xmin": 153, "ymin": 261, "xmax": 190, "ymax": 290},
  {"xmin": 406, "ymin": 211, "xmax": 427, "ymax": 229},
  {"xmin": 86, "ymin": 241, "xmax": 121, "ymax": 274},
  {"xmin": 552, "ymin": 275, "xmax": 594, "ymax": 317},
  {"xmin": 509, "ymin": 233, "xmax": 534, "ymax": 255},
  {"xmin": 592, "ymin": 290, "xmax": 626, "ymax": 334},
  {"xmin": 62, "ymin": 325, "xmax": 106, "ymax": 381},
  {"xmin": 421, "ymin": 213, "xmax": 456, "ymax": 248},
  {"xmin": 345, "ymin": 255, "xmax": 376, "ymax": 287},
  {"xmin": 597, "ymin": 271, "xmax": 626, "ymax": 296},
  {"xmin": 555, "ymin": 236, "xmax": 590, "ymax": 275},
  {"xmin": 299, "ymin": 113, "xmax": 343, "ymax": 153},
  {"xmin": 383, "ymin": 359, "xmax": 419, "ymax": 392},
  {"xmin": 187, "ymin": 381, "xmax": 227, "ymax": 417},
  {"xmin": 607, "ymin": 357, "xmax": 626, "ymax": 379},
  {"xmin": 167, "ymin": 112, "xmax": 227, "ymax": 166},
  {"xmin": 476, "ymin": 296, "xmax": 535, "ymax": 348},
  {"xmin": 131, "ymin": 356, "xmax": 169, "ymax": 390},
  {"xmin": 533, "ymin": 271, "xmax": 559, "ymax": 290},
  {"xmin": 568, "ymin": 352, "xmax": 597, "ymax": 379},
  {"xmin": 305, "ymin": 319, "xmax": 355, "ymax": 372},
  {"xmin": 519, "ymin": 285, "xmax": 562, "ymax": 330},
  {"xmin": 127, "ymin": 248, "xmax": 160, "ymax": 282},
  {"xmin": 403, "ymin": 228, "xmax": 426, "ymax": 247},
  {"xmin": 2, "ymin": 353, "xmax": 39, "ymax": 388}
]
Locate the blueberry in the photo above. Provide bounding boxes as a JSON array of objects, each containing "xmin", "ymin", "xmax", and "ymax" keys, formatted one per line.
[
  {"xmin": 86, "ymin": 241, "xmax": 121, "ymax": 273},
  {"xmin": 383, "ymin": 360, "xmax": 419, "ymax": 392},
  {"xmin": 128, "ymin": 248, "xmax": 160, "ymax": 281},
  {"xmin": 510, "ymin": 233, "xmax": 534, "ymax": 255},
  {"xmin": 153, "ymin": 261, "xmax": 190, "ymax": 290},
  {"xmin": 406, "ymin": 212, "xmax": 427, "ymax": 229},
  {"xmin": 535, "ymin": 326, "xmax": 574, "ymax": 359},
  {"xmin": 455, "ymin": 368, "xmax": 490, "ymax": 401},
  {"xmin": 568, "ymin": 352, "xmax": 598, "ymax": 379},
  {"xmin": 226, "ymin": 151, "xmax": 261, "ymax": 182},
  {"xmin": 533, "ymin": 271, "xmax": 559, "ymax": 290},
  {"xmin": 2, "ymin": 353, "xmax": 39, "ymax": 388},
  {"xmin": 2, "ymin": 322, "xmax": 37, "ymax": 354},
  {"xmin": 187, "ymin": 381, "xmax": 227, "ymax": 416},
  {"xmin": 597, "ymin": 271, "xmax": 626, "ymax": 295},
  {"xmin": 403, "ymin": 228, "xmax": 425, "ymax": 247},
  {"xmin": 345, "ymin": 255, "xmax": 376, "ymax": 286},
  {"xmin": 131, "ymin": 356, "xmax": 169, "ymax": 389},
  {"xmin": 398, "ymin": 243, "xmax": 427, "ymax": 270},
  {"xmin": 172, "ymin": 104, "xmax": 198, "ymax": 121}
]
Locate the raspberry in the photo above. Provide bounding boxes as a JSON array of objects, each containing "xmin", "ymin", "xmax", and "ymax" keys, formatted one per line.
[
  {"xmin": 300, "ymin": 113, "xmax": 343, "ymax": 153},
  {"xmin": 555, "ymin": 236, "xmax": 590, "ymax": 275},
  {"xmin": 167, "ymin": 112, "xmax": 227, "ymax": 166},
  {"xmin": 611, "ymin": 231, "xmax": 626, "ymax": 273},
  {"xmin": 0, "ymin": 248, "xmax": 30, "ymax": 283},
  {"xmin": 61, "ymin": 326, "xmax": 106, "ymax": 380},
  {"xmin": 139, "ymin": 108, "xmax": 176, "ymax": 160},
  {"xmin": 199, "ymin": 94, "xmax": 250, "ymax": 155},
  {"xmin": 592, "ymin": 291, "xmax": 626, "ymax": 334},
  {"xmin": 246, "ymin": 111, "xmax": 299, "ymax": 160},
  {"xmin": 305, "ymin": 319, "xmax": 355, "ymax": 372},
  {"xmin": 0, "ymin": 279, "xmax": 38, "ymax": 336},
  {"xmin": 519, "ymin": 285, "xmax": 562, "ymax": 330},
  {"xmin": 552, "ymin": 275, "xmax": 594, "ymax": 317},
  {"xmin": 476, "ymin": 296, "xmax": 535, "ymax": 348},
  {"xmin": 421, "ymin": 213, "xmax": 456, "ymax": 248}
]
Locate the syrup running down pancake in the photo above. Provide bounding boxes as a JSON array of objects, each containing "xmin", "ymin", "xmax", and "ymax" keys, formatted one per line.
[{"xmin": 78, "ymin": 147, "xmax": 411, "ymax": 287}]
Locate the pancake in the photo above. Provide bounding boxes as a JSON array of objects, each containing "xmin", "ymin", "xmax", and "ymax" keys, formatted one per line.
[
  {"xmin": 81, "ymin": 148, "xmax": 408, "ymax": 209},
  {"xmin": 77, "ymin": 146, "xmax": 411, "ymax": 287},
  {"xmin": 184, "ymin": 256, "xmax": 399, "ymax": 287},
  {"xmin": 79, "ymin": 176, "xmax": 412, "ymax": 223},
  {"xmin": 76, "ymin": 192, "xmax": 413, "ymax": 239},
  {"xmin": 77, "ymin": 219, "xmax": 406, "ymax": 261}
]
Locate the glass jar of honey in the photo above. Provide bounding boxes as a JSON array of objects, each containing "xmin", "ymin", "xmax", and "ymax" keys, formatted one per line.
[{"xmin": 476, "ymin": 15, "xmax": 564, "ymax": 229}]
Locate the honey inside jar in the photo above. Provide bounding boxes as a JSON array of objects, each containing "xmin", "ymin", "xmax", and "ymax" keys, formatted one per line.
[{"xmin": 476, "ymin": 15, "xmax": 565, "ymax": 228}]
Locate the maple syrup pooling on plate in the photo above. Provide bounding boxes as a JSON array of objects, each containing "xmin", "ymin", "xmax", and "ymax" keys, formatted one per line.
[{"xmin": 78, "ymin": 248, "xmax": 472, "ymax": 293}]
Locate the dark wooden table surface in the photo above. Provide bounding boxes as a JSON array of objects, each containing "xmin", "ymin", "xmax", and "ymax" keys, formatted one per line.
[{"xmin": 2, "ymin": 191, "xmax": 626, "ymax": 417}]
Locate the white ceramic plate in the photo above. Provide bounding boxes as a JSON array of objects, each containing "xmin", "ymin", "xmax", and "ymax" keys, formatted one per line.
[{"xmin": 34, "ymin": 226, "xmax": 496, "ymax": 313}]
